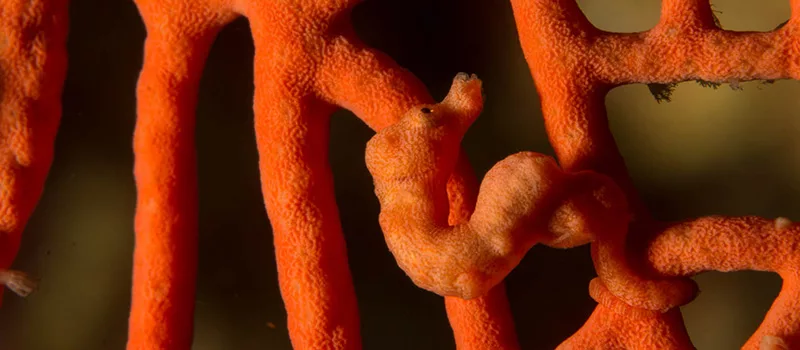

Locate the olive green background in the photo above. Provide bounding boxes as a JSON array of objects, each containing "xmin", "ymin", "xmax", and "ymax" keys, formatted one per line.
[{"xmin": 0, "ymin": 0, "xmax": 796, "ymax": 349}]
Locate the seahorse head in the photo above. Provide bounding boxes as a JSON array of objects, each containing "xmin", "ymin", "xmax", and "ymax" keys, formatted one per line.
[{"xmin": 365, "ymin": 73, "xmax": 484, "ymax": 183}]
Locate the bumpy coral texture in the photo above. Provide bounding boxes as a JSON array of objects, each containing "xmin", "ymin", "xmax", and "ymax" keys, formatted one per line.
[{"xmin": 0, "ymin": 0, "xmax": 68, "ymax": 304}]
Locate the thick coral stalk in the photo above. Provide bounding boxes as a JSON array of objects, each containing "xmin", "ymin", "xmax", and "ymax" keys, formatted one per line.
[
  {"xmin": 0, "ymin": 0, "xmax": 68, "ymax": 304},
  {"xmin": 128, "ymin": 4, "xmax": 236, "ymax": 348},
  {"xmin": 445, "ymin": 283, "xmax": 519, "ymax": 350}
]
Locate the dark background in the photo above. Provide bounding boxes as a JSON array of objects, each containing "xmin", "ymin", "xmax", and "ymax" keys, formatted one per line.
[{"xmin": 0, "ymin": 0, "xmax": 796, "ymax": 349}]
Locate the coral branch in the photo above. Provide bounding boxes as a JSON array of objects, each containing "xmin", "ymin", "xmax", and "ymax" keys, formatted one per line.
[
  {"xmin": 645, "ymin": 216, "xmax": 800, "ymax": 348},
  {"xmin": 128, "ymin": 4, "xmax": 235, "ymax": 348},
  {"xmin": 0, "ymin": 0, "xmax": 68, "ymax": 306},
  {"xmin": 590, "ymin": 29, "xmax": 794, "ymax": 85},
  {"xmin": 316, "ymin": 37, "xmax": 434, "ymax": 131},
  {"xmin": 251, "ymin": 75, "xmax": 360, "ymax": 349},
  {"xmin": 445, "ymin": 283, "xmax": 520, "ymax": 350}
]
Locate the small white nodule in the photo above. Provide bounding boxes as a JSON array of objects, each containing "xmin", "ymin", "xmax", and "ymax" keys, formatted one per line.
[
  {"xmin": 775, "ymin": 217, "xmax": 792, "ymax": 230},
  {"xmin": 760, "ymin": 335, "xmax": 788, "ymax": 350},
  {"xmin": 0, "ymin": 269, "xmax": 38, "ymax": 297}
]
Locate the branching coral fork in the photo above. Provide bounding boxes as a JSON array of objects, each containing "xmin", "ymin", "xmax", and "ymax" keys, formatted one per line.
[
  {"xmin": 0, "ymin": 0, "xmax": 68, "ymax": 305},
  {"xmin": 129, "ymin": 0, "xmax": 518, "ymax": 349}
]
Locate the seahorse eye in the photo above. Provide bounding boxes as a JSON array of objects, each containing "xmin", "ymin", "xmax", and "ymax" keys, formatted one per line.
[{"xmin": 421, "ymin": 107, "xmax": 432, "ymax": 114}]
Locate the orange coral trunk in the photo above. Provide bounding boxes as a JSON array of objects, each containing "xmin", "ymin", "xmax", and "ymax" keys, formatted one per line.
[{"xmin": 128, "ymin": 4, "xmax": 235, "ymax": 348}]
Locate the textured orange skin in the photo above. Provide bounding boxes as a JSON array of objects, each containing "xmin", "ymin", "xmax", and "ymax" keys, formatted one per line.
[
  {"xmin": 366, "ymin": 75, "xmax": 679, "ymax": 302},
  {"xmin": 129, "ymin": 1, "xmax": 517, "ymax": 349},
  {"xmin": 0, "ymin": 0, "xmax": 68, "ymax": 304},
  {"xmin": 367, "ymin": 74, "xmax": 697, "ymax": 345},
  {"xmin": 510, "ymin": 0, "xmax": 800, "ymax": 349},
  {"xmin": 444, "ymin": 141, "xmax": 520, "ymax": 349}
]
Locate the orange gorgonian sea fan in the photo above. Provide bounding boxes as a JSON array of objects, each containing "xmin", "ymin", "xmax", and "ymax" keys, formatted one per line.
[{"xmin": 1, "ymin": 0, "xmax": 799, "ymax": 350}]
